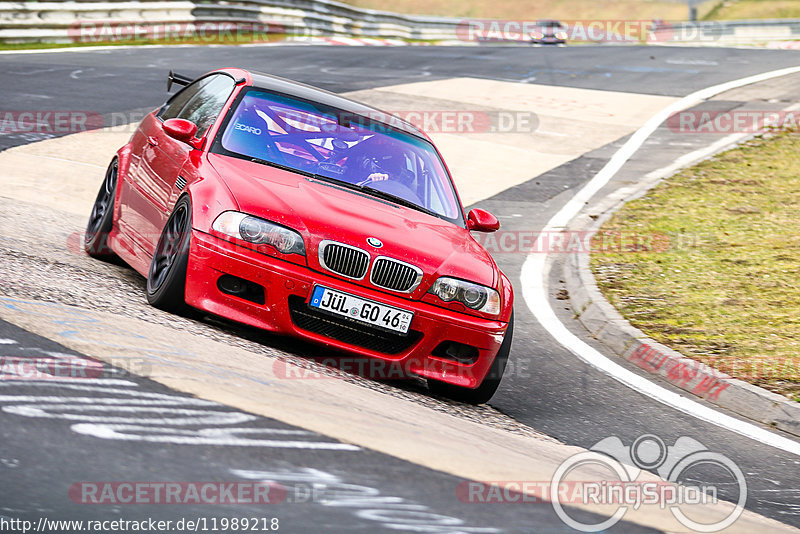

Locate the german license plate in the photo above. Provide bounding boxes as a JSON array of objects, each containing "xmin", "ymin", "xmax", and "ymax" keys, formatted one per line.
[{"xmin": 309, "ymin": 286, "xmax": 413, "ymax": 334}]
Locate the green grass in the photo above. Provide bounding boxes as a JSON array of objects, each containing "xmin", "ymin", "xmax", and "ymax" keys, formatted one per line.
[
  {"xmin": 591, "ymin": 129, "xmax": 800, "ymax": 400},
  {"xmin": 3, "ymin": 0, "xmax": 800, "ymax": 53},
  {"xmin": 4, "ymin": 0, "xmax": 799, "ymax": 53},
  {"xmin": 341, "ymin": 0, "xmax": 800, "ymax": 20},
  {"xmin": 703, "ymin": 0, "xmax": 800, "ymax": 20},
  {"xmin": 341, "ymin": 0, "xmax": 720, "ymax": 20},
  {"xmin": 0, "ymin": 41, "xmax": 113, "ymax": 51},
  {"xmin": 0, "ymin": 33, "xmax": 301, "ymax": 52}
]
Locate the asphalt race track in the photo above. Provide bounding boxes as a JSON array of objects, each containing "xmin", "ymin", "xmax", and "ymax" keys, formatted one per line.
[
  {"xmin": 0, "ymin": 320, "xmax": 639, "ymax": 533},
  {"xmin": 1, "ymin": 44, "xmax": 800, "ymax": 532}
]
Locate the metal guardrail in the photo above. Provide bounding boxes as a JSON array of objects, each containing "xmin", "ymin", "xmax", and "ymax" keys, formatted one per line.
[
  {"xmin": 2, "ymin": 1, "xmax": 800, "ymax": 46},
  {"xmin": 0, "ymin": 0, "xmax": 464, "ymax": 44},
  {"xmin": 648, "ymin": 18, "xmax": 800, "ymax": 45}
]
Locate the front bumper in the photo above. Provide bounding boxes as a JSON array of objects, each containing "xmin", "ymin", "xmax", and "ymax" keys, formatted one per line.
[{"xmin": 185, "ymin": 230, "xmax": 510, "ymax": 388}]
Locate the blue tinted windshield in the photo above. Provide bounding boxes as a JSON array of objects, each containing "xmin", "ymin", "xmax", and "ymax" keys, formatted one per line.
[{"xmin": 218, "ymin": 89, "xmax": 462, "ymax": 222}]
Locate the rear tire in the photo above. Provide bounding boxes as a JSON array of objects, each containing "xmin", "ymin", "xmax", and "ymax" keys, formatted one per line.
[
  {"xmin": 84, "ymin": 159, "xmax": 118, "ymax": 259},
  {"xmin": 428, "ymin": 310, "xmax": 514, "ymax": 405},
  {"xmin": 146, "ymin": 196, "xmax": 192, "ymax": 313}
]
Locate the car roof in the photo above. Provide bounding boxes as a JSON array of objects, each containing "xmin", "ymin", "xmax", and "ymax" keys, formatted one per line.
[{"xmin": 240, "ymin": 69, "xmax": 429, "ymax": 141}]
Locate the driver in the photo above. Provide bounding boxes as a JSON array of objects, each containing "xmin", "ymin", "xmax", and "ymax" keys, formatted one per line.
[
  {"xmin": 355, "ymin": 152, "xmax": 412, "ymax": 188},
  {"xmin": 344, "ymin": 145, "xmax": 424, "ymax": 206}
]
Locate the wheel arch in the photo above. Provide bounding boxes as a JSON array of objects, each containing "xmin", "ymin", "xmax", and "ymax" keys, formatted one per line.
[
  {"xmin": 179, "ymin": 163, "xmax": 239, "ymax": 233},
  {"xmin": 111, "ymin": 144, "xmax": 133, "ymax": 222}
]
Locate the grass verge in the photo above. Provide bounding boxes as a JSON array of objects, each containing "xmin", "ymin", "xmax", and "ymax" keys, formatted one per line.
[
  {"xmin": 343, "ymin": 0, "xmax": 800, "ymax": 21},
  {"xmin": 342, "ymin": 0, "xmax": 719, "ymax": 21},
  {"xmin": 703, "ymin": 0, "xmax": 800, "ymax": 20},
  {"xmin": 591, "ymin": 129, "xmax": 800, "ymax": 401},
  {"xmin": 0, "ymin": 34, "xmax": 304, "ymax": 52}
]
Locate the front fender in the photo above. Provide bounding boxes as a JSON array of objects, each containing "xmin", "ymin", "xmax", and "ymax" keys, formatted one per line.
[
  {"xmin": 181, "ymin": 155, "xmax": 240, "ymax": 232},
  {"xmin": 112, "ymin": 143, "xmax": 134, "ymax": 222},
  {"xmin": 498, "ymin": 270, "xmax": 515, "ymax": 324}
]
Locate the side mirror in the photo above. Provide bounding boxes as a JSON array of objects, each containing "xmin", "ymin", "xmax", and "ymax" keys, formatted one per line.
[
  {"xmin": 467, "ymin": 208, "xmax": 500, "ymax": 233},
  {"xmin": 163, "ymin": 118, "xmax": 198, "ymax": 144}
]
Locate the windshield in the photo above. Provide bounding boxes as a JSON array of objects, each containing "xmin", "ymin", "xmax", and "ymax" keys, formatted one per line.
[
  {"xmin": 215, "ymin": 89, "xmax": 463, "ymax": 223},
  {"xmin": 538, "ymin": 20, "xmax": 564, "ymax": 28}
]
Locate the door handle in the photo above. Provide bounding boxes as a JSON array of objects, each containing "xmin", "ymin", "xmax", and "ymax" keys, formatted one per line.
[{"xmin": 147, "ymin": 136, "xmax": 159, "ymax": 146}]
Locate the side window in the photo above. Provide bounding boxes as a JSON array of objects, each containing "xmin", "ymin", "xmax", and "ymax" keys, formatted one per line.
[
  {"xmin": 177, "ymin": 75, "xmax": 236, "ymax": 138},
  {"xmin": 159, "ymin": 77, "xmax": 211, "ymax": 121},
  {"xmin": 159, "ymin": 75, "xmax": 236, "ymax": 138}
]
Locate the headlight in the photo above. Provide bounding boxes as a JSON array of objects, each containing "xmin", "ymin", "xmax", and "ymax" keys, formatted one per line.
[
  {"xmin": 531, "ymin": 31, "xmax": 544, "ymax": 39},
  {"xmin": 555, "ymin": 31, "xmax": 567, "ymax": 39},
  {"xmin": 428, "ymin": 277, "xmax": 501, "ymax": 315},
  {"xmin": 212, "ymin": 211, "xmax": 305, "ymax": 256}
]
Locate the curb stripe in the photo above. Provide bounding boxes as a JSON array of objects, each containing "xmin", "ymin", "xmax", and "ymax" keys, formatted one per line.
[{"xmin": 521, "ymin": 65, "xmax": 800, "ymax": 456}]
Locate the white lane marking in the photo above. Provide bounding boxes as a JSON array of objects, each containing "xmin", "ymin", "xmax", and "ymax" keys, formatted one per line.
[
  {"xmin": 0, "ymin": 44, "xmax": 199, "ymax": 55},
  {"xmin": 3, "ymin": 404, "xmax": 256, "ymax": 425},
  {"xmin": 0, "ymin": 377, "xmax": 359, "ymax": 451},
  {"xmin": 72, "ymin": 424, "xmax": 361, "ymax": 450},
  {"xmin": 667, "ymin": 58, "xmax": 719, "ymax": 66},
  {"xmin": 0, "ymin": 396, "xmax": 217, "ymax": 406},
  {"xmin": 0, "ymin": 380, "xmax": 136, "ymax": 388},
  {"xmin": 232, "ymin": 468, "xmax": 499, "ymax": 532},
  {"xmin": 7, "ymin": 68, "xmax": 62, "ymax": 75},
  {"xmin": 0, "ymin": 378, "xmax": 137, "ymax": 385},
  {"xmin": 521, "ymin": 65, "xmax": 800, "ymax": 456},
  {"xmin": 0, "ymin": 339, "xmax": 17, "ymax": 344}
]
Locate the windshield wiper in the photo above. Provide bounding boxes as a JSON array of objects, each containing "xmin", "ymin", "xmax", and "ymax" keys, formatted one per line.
[
  {"xmin": 249, "ymin": 157, "xmax": 314, "ymax": 178},
  {"xmin": 304, "ymin": 172, "xmax": 439, "ymax": 218},
  {"xmin": 358, "ymin": 185, "xmax": 438, "ymax": 218}
]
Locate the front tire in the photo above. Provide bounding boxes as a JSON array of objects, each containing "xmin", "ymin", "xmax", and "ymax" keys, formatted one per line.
[
  {"xmin": 428, "ymin": 310, "xmax": 514, "ymax": 405},
  {"xmin": 84, "ymin": 159, "xmax": 118, "ymax": 259},
  {"xmin": 146, "ymin": 196, "xmax": 192, "ymax": 313}
]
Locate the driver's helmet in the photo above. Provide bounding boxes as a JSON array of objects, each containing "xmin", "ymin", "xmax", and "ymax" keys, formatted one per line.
[
  {"xmin": 374, "ymin": 146, "xmax": 415, "ymax": 186},
  {"xmin": 346, "ymin": 135, "xmax": 415, "ymax": 186}
]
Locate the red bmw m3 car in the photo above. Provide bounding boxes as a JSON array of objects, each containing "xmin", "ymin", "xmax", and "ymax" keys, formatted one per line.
[{"xmin": 85, "ymin": 68, "xmax": 513, "ymax": 404}]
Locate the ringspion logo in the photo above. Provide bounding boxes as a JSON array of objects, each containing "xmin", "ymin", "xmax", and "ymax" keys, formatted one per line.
[{"xmin": 458, "ymin": 434, "xmax": 746, "ymax": 533}]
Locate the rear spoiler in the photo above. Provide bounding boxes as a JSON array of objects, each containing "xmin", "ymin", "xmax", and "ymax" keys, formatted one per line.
[{"xmin": 167, "ymin": 70, "xmax": 193, "ymax": 91}]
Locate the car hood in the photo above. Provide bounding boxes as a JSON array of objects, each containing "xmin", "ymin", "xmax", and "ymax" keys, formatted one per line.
[{"xmin": 208, "ymin": 153, "xmax": 497, "ymax": 294}]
